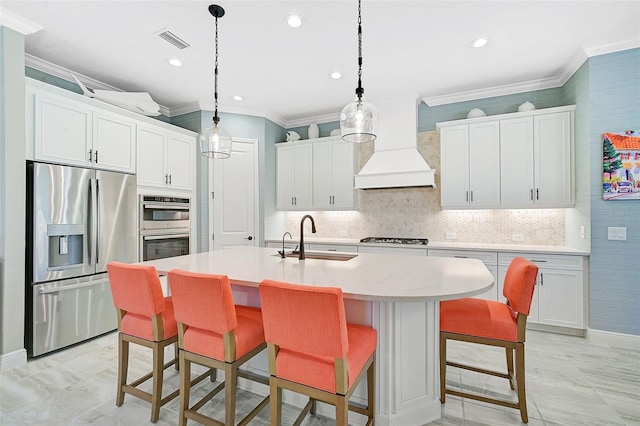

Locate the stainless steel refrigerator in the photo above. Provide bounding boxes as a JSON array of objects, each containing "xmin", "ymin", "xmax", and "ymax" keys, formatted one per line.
[{"xmin": 26, "ymin": 162, "xmax": 137, "ymax": 356}]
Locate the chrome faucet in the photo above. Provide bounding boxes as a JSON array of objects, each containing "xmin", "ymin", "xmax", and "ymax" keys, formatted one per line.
[{"xmin": 298, "ymin": 215, "xmax": 316, "ymax": 260}]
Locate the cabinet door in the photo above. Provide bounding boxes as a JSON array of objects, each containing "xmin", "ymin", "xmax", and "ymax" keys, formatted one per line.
[
  {"xmin": 292, "ymin": 144, "xmax": 313, "ymax": 208},
  {"xmin": 469, "ymin": 121, "xmax": 501, "ymax": 207},
  {"xmin": 500, "ymin": 117, "xmax": 534, "ymax": 207},
  {"xmin": 534, "ymin": 112, "xmax": 573, "ymax": 207},
  {"xmin": 538, "ymin": 268, "xmax": 583, "ymax": 328},
  {"xmin": 330, "ymin": 140, "xmax": 356, "ymax": 208},
  {"xmin": 93, "ymin": 112, "xmax": 136, "ymax": 173},
  {"xmin": 498, "ymin": 265, "xmax": 539, "ymax": 323},
  {"xmin": 440, "ymin": 125, "xmax": 470, "ymax": 208},
  {"xmin": 276, "ymin": 145, "xmax": 295, "ymax": 209},
  {"xmin": 34, "ymin": 94, "xmax": 92, "ymax": 167},
  {"xmin": 166, "ymin": 135, "xmax": 193, "ymax": 190},
  {"xmin": 137, "ymin": 126, "xmax": 167, "ymax": 187},
  {"xmin": 313, "ymin": 141, "xmax": 333, "ymax": 208}
]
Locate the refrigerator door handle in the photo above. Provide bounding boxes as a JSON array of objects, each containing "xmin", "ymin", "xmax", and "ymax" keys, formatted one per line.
[
  {"xmin": 96, "ymin": 178, "xmax": 101, "ymax": 264},
  {"xmin": 88, "ymin": 177, "xmax": 98, "ymax": 266}
]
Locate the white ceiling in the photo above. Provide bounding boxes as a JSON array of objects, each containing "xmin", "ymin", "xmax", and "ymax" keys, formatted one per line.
[{"xmin": 2, "ymin": 0, "xmax": 640, "ymax": 127}]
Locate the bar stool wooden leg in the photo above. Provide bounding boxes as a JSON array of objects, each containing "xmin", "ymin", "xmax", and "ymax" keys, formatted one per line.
[
  {"xmin": 270, "ymin": 378, "xmax": 282, "ymax": 426},
  {"xmin": 225, "ymin": 364, "xmax": 237, "ymax": 426},
  {"xmin": 178, "ymin": 351, "xmax": 190, "ymax": 426},
  {"xmin": 506, "ymin": 347, "xmax": 515, "ymax": 390},
  {"xmin": 150, "ymin": 341, "xmax": 164, "ymax": 423},
  {"xmin": 116, "ymin": 334, "xmax": 128, "ymax": 407},
  {"xmin": 516, "ymin": 343, "xmax": 528, "ymax": 423},
  {"xmin": 336, "ymin": 397, "xmax": 348, "ymax": 425},
  {"xmin": 367, "ymin": 357, "xmax": 375, "ymax": 424}
]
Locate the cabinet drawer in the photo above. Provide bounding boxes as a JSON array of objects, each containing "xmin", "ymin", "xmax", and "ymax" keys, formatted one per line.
[
  {"xmin": 428, "ymin": 249, "xmax": 497, "ymax": 265},
  {"xmin": 308, "ymin": 244, "xmax": 357, "ymax": 253},
  {"xmin": 498, "ymin": 252, "xmax": 583, "ymax": 269}
]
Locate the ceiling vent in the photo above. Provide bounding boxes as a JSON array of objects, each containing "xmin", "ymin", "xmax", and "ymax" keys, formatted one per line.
[{"xmin": 156, "ymin": 29, "xmax": 190, "ymax": 50}]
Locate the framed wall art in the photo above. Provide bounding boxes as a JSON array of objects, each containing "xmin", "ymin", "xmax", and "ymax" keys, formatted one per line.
[{"xmin": 602, "ymin": 131, "xmax": 640, "ymax": 200}]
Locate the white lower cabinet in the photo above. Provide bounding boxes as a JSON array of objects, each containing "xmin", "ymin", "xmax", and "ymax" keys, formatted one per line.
[
  {"xmin": 498, "ymin": 252, "xmax": 585, "ymax": 330},
  {"xmin": 428, "ymin": 249, "xmax": 498, "ymax": 300}
]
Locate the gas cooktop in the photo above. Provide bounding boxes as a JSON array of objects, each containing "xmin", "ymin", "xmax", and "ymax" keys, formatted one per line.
[{"xmin": 359, "ymin": 237, "xmax": 429, "ymax": 245}]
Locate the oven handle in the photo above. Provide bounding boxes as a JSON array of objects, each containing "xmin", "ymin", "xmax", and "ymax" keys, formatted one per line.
[
  {"xmin": 142, "ymin": 203, "xmax": 190, "ymax": 210},
  {"xmin": 142, "ymin": 233, "xmax": 190, "ymax": 241}
]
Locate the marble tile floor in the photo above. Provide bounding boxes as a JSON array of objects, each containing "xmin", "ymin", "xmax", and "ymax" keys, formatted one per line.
[{"xmin": 0, "ymin": 330, "xmax": 638, "ymax": 425}]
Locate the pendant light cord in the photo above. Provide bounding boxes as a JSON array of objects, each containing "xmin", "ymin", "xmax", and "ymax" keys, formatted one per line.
[
  {"xmin": 213, "ymin": 14, "xmax": 220, "ymax": 125},
  {"xmin": 356, "ymin": 0, "xmax": 364, "ymax": 100}
]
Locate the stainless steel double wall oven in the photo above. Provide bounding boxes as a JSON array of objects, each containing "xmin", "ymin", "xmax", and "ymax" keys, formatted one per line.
[{"xmin": 139, "ymin": 195, "xmax": 191, "ymax": 261}]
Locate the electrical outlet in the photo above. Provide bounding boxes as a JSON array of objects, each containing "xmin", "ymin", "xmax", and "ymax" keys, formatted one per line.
[
  {"xmin": 608, "ymin": 227, "xmax": 627, "ymax": 241},
  {"xmin": 340, "ymin": 229, "xmax": 348, "ymax": 237},
  {"xmin": 512, "ymin": 233, "xmax": 525, "ymax": 241},
  {"xmin": 445, "ymin": 232, "xmax": 457, "ymax": 240},
  {"xmin": 580, "ymin": 225, "xmax": 585, "ymax": 239}
]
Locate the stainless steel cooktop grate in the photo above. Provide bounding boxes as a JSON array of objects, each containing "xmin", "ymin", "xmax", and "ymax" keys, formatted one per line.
[{"xmin": 359, "ymin": 237, "xmax": 429, "ymax": 245}]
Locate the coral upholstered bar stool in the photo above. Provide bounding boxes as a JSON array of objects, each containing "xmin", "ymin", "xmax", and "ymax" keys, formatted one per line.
[
  {"xmin": 168, "ymin": 270, "xmax": 269, "ymax": 426},
  {"xmin": 259, "ymin": 279, "xmax": 377, "ymax": 426},
  {"xmin": 106, "ymin": 261, "xmax": 180, "ymax": 423},
  {"xmin": 440, "ymin": 257, "xmax": 539, "ymax": 423}
]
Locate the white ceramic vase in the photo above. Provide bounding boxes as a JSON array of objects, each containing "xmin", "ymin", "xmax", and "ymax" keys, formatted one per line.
[{"xmin": 308, "ymin": 123, "xmax": 320, "ymax": 139}]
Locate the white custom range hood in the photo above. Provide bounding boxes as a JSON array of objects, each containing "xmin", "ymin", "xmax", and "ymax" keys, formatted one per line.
[{"xmin": 354, "ymin": 95, "xmax": 436, "ymax": 189}]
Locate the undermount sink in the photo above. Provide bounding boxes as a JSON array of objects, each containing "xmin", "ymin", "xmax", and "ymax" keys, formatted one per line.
[{"xmin": 275, "ymin": 252, "xmax": 358, "ymax": 261}]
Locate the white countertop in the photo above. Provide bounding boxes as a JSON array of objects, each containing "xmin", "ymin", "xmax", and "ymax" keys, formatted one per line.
[
  {"xmin": 142, "ymin": 247, "xmax": 494, "ymax": 302},
  {"xmin": 265, "ymin": 237, "xmax": 590, "ymax": 255}
]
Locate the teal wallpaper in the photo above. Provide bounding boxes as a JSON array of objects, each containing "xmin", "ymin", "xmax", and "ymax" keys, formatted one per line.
[{"xmin": 587, "ymin": 48, "xmax": 640, "ymax": 336}]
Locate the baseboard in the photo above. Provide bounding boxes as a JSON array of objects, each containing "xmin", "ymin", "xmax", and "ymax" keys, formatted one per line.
[
  {"xmin": 0, "ymin": 348, "xmax": 28, "ymax": 372},
  {"xmin": 587, "ymin": 328, "xmax": 640, "ymax": 351}
]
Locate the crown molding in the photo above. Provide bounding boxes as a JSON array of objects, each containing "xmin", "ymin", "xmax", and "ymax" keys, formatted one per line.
[
  {"xmin": 584, "ymin": 38, "xmax": 640, "ymax": 58},
  {"xmin": 284, "ymin": 112, "xmax": 341, "ymax": 129},
  {"xmin": 422, "ymin": 76, "xmax": 567, "ymax": 107},
  {"xmin": 0, "ymin": 8, "xmax": 43, "ymax": 35}
]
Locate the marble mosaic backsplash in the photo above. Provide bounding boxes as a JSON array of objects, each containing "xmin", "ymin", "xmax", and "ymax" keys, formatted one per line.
[{"xmin": 283, "ymin": 131, "xmax": 565, "ymax": 245}]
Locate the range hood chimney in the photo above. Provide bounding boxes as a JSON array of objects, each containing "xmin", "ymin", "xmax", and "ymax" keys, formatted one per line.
[{"xmin": 354, "ymin": 95, "xmax": 435, "ymax": 189}]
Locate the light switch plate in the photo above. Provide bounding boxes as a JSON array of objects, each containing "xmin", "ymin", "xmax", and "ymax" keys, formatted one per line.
[
  {"xmin": 445, "ymin": 232, "xmax": 457, "ymax": 240},
  {"xmin": 608, "ymin": 227, "xmax": 627, "ymax": 241},
  {"xmin": 512, "ymin": 233, "xmax": 525, "ymax": 241}
]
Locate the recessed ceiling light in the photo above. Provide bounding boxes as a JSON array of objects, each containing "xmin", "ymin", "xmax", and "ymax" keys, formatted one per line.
[
  {"xmin": 168, "ymin": 57, "xmax": 182, "ymax": 67},
  {"xmin": 472, "ymin": 38, "xmax": 488, "ymax": 48},
  {"xmin": 285, "ymin": 14, "xmax": 303, "ymax": 28},
  {"xmin": 232, "ymin": 95, "xmax": 243, "ymax": 101},
  {"xmin": 329, "ymin": 71, "xmax": 342, "ymax": 79}
]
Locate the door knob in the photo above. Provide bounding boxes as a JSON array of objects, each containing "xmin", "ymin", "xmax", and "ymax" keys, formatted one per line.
[{"xmin": 244, "ymin": 236, "xmax": 253, "ymax": 241}]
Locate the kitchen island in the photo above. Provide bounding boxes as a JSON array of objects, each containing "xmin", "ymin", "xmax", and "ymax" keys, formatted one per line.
[{"xmin": 143, "ymin": 247, "xmax": 494, "ymax": 425}]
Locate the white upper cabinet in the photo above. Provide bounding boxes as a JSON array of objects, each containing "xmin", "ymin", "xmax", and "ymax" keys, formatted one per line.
[
  {"xmin": 276, "ymin": 142, "xmax": 313, "ymax": 210},
  {"xmin": 501, "ymin": 112, "xmax": 573, "ymax": 208},
  {"xmin": 438, "ymin": 106, "xmax": 575, "ymax": 209},
  {"xmin": 137, "ymin": 125, "xmax": 194, "ymax": 192},
  {"xmin": 533, "ymin": 113, "xmax": 573, "ymax": 207},
  {"xmin": 312, "ymin": 138, "xmax": 357, "ymax": 209},
  {"xmin": 440, "ymin": 122, "xmax": 501, "ymax": 209},
  {"xmin": 93, "ymin": 112, "xmax": 136, "ymax": 173},
  {"xmin": 32, "ymin": 91, "xmax": 136, "ymax": 174}
]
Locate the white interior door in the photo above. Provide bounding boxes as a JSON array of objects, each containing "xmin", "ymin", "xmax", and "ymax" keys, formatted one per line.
[{"xmin": 210, "ymin": 138, "xmax": 259, "ymax": 250}]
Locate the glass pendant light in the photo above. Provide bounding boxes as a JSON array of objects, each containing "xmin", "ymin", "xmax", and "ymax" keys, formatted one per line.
[
  {"xmin": 340, "ymin": 0, "xmax": 378, "ymax": 143},
  {"xmin": 199, "ymin": 4, "xmax": 232, "ymax": 159}
]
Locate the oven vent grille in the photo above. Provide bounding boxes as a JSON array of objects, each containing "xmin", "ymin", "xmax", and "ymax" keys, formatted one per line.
[{"xmin": 157, "ymin": 29, "xmax": 190, "ymax": 50}]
